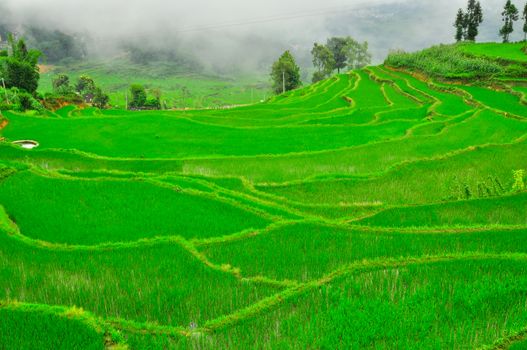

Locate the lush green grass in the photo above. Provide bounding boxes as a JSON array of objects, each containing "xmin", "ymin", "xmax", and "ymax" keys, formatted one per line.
[
  {"xmin": 1, "ymin": 110, "xmax": 415, "ymax": 158},
  {"xmin": 256, "ymin": 139, "xmax": 527, "ymax": 207},
  {"xmin": 359, "ymin": 192, "xmax": 527, "ymax": 228},
  {"xmin": 459, "ymin": 42, "xmax": 527, "ymax": 63},
  {"xmin": 0, "ymin": 171, "xmax": 270, "ymax": 244},
  {"xmin": 182, "ymin": 108, "xmax": 525, "ymax": 182},
  {"xmin": 460, "ymin": 85, "xmax": 527, "ymax": 118},
  {"xmin": 203, "ymin": 222, "xmax": 527, "ymax": 281},
  {"xmin": 385, "ymin": 43, "xmax": 527, "ymax": 79},
  {"xmin": 3, "ymin": 44, "xmax": 527, "ymax": 349},
  {"xmin": 0, "ymin": 231, "xmax": 279, "ymax": 328},
  {"xmin": 203, "ymin": 259, "xmax": 527, "ymax": 349},
  {"xmin": 0, "ymin": 305, "xmax": 108, "ymax": 350}
]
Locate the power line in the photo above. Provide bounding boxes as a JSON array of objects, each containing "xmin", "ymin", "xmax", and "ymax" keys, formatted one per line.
[{"xmin": 173, "ymin": 1, "xmax": 380, "ymax": 34}]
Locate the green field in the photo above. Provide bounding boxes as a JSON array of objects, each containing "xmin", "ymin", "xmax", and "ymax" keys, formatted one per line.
[
  {"xmin": 2, "ymin": 42, "xmax": 527, "ymax": 349},
  {"xmin": 39, "ymin": 59, "xmax": 271, "ymax": 109}
]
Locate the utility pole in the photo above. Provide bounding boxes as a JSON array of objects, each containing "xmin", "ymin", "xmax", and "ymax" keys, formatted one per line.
[
  {"xmin": 1, "ymin": 78, "xmax": 9, "ymax": 104},
  {"xmin": 282, "ymin": 70, "xmax": 285, "ymax": 94},
  {"xmin": 125, "ymin": 92, "xmax": 128, "ymax": 110}
]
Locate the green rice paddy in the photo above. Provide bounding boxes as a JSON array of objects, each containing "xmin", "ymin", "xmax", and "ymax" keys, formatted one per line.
[{"xmin": 1, "ymin": 43, "xmax": 527, "ymax": 349}]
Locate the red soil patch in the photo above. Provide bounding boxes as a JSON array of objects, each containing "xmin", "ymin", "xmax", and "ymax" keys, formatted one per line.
[
  {"xmin": 0, "ymin": 118, "xmax": 8, "ymax": 142},
  {"xmin": 38, "ymin": 64, "xmax": 55, "ymax": 74},
  {"xmin": 0, "ymin": 118, "xmax": 8, "ymax": 131}
]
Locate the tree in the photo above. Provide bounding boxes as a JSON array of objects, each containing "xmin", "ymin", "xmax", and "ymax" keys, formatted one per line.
[
  {"xmin": 129, "ymin": 84, "xmax": 147, "ymax": 108},
  {"xmin": 454, "ymin": 8, "xmax": 466, "ymax": 41},
  {"xmin": 75, "ymin": 75, "xmax": 95, "ymax": 94},
  {"xmin": 522, "ymin": 2, "xmax": 527, "ymax": 41},
  {"xmin": 52, "ymin": 74, "xmax": 72, "ymax": 94},
  {"xmin": 75, "ymin": 75, "xmax": 96, "ymax": 102},
  {"xmin": 92, "ymin": 87, "xmax": 109, "ymax": 109},
  {"xmin": 270, "ymin": 51, "xmax": 301, "ymax": 94},
  {"xmin": 344, "ymin": 40, "xmax": 372, "ymax": 70},
  {"xmin": 500, "ymin": 0, "xmax": 519, "ymax": 43},
  {"xmin": 0, "ymin": 34, "xmax": 41, "ymax": 94},
  {"xmin": 453, "ymin": 2, "xmax": 482, "ymax": 42},
  {"xmin": 14, "ymin": 91, "xmax": 40, "ymax": 112},
  {"xmin": 326, "ymin": 37, "xmax": 349, "ymax": 73},
  {"xmin": 465, "ymin": 0, "xmax": 484, "ymax": 41},
  {"xmin": 311, "ymin": 43, "xmax": 335, "ymax": 82},
  {"xmin": 2, "ymin": 59, "xmax": 39, "ymax": 93}
]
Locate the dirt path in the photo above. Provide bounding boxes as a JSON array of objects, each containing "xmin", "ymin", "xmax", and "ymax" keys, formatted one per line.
[
  {"xmin": 38, "ymin": 64, "xmax": 55, "ymax": 74},
  {"xmin": 0, "ymin": 118, "xmax": 8, "ymax": 142}
]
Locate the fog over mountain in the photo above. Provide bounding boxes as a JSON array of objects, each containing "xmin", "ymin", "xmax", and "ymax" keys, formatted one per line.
[{"xmin": 0, "ymin": 0, "xmax": 524, "ymax": 71}]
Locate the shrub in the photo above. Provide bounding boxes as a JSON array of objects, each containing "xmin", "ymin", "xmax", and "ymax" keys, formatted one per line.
[
  {"xmin": 144, "ymin": 97, "xmax": 161, "ymax": 110},
  {"xmin": 385, "ymin": 44, "xmax": 504, "ymax": 79},
  {"xmin": 92, "ymin": 88, "xmax": 109, "ymax": 109},
  {"xmin": 13, "ymin": 91, "xmax": 43, "ymax": 112},
  {"xmin": 129, "ymin": 84, "xmax": 147, "ymax": 108},
  {"xmin": 512, "ymin": 169, "xmax": 525, "ymax": 192},
  {"xmin": 1, "ymin": 58, "xmax": 40, "ymax": 94},
  {"xmin": 52, "ymin": 74, "xmax": 73, "ymax": 95}
]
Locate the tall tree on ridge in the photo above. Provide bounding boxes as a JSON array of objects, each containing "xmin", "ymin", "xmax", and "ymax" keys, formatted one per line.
[
  {"xmin": 522, "ymin": 2, "xmax": 527, "ymax": 41},
  {"xmin": 344, "ymin": 39, "xmax": 372, "ymax": 70},
  {"xmin": 500, "ymin": 0, "xmax": 519, "ymax": 43},
  {"xmin": 311, "ymin": 43, "xmax": 335, "ymax": 83},
  {"xmin": 454, "ymin": 8, "xmax": 466, "ymax": 42},
  {"xmin": 465, "ymin": 0, "xmax": 484, "ymax": 41},
  {"xmin": 270, "ymin": 51, "xmax": 301, "ymax": 94},
  {"xmin": 326, "ymin": 37, "xmax": 349, "ymax": 74}
]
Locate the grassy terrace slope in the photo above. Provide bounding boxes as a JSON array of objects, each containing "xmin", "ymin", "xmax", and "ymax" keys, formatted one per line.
[{"xmin": 1, "ymin": 42, "xmax": 527, "ymax": 349}]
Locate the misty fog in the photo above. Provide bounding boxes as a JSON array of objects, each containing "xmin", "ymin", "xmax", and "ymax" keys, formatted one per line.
[{"xmin": 0, "ymin": 0, "xmax": 525, "ymax": 72}]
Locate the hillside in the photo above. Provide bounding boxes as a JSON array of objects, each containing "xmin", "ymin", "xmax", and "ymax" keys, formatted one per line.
[
  {"xmin": 39, "ymin": 59, "xmax": 271, "ymax": 109},
  {"xmin": 1, "ymin": 43, "xmax": 527, "ymax": 349},
  {"xmin": 386, "ymin": 42, "xmax": 527, "ymax": 79}
]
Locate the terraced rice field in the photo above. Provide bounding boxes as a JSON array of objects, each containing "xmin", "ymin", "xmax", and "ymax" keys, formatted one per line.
[{"xmin": 1, "ymin": 65, "xmax": 527, "ymax": 349}]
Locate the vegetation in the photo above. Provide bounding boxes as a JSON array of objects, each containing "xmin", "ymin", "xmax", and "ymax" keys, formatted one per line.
[
  {"xmin": 0, "ymin": 35, "xmax": 41, "ymax": 94},
  {"xmin": 24, "ymin": 27, "xmax": 86, "ymax": 64},
  {"xmin": 523, "ymin": 3, "xmax": 527, "ymax": 40},
  {"xmin": 39, "ymin": 60, "xmax": 271, "ymax": 109},
  {"xmin": 49, "ymin": 73, "xmax": 110, "ymax": 109},
  {"xmin": 311, "ymin": 43, "xmax": 335, "ymax": 82},
  {"xmin": 128, "ymin": 84, "xmax": 161, "ymax": 110},
  {"xmin": 385, "ymin": 42, "xmax": 527, "ymax": 79},
  {"xmin": 454, "ymin": 0, "xmax": 484, "ymax": 42},
  {"xmin": 312, "ymin": 36, "xmax": 371, "ymax": 82},
  {"xmin": 270, "ymin": 51, "xmax": 301, "ymax": 94},
  {"xmin": 500, "ymin": 0, "xmax": 520, "ymax": 43},
  {"xmin": 2, "ymin": 41, "xmax": 527, "ymax": 349}
]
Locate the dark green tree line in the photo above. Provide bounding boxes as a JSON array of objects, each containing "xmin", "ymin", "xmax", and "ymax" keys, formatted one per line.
[{"xmin": 311, "ymin": 36, "xmax": 371, "ymax": 83}]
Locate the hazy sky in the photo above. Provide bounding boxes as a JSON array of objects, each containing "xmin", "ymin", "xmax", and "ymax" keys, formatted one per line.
[{"xmin": 1, "ymin": 0, "xmax": 525, "ymax": 69}]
